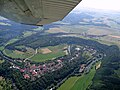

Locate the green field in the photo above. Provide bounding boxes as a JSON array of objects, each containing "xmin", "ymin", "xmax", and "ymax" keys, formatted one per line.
[
  {"xmin": 31, "ymin": 51, "xmax": 65, "ymax": 62},
  {"xmin": 15, "ymin": 45, "xmax": 26, "ymax": 49},
  {"xmin": 31, "ymin": 45, "xmax": 67, "ymax": 62},
  {"xmin": 33, "ymin": 27, "xmax": 43, "ymax": 31},
  {"xmin": 3, "ymin": 49, "xmax": 32, "ymax": 59},
  {"xmin": 3, "ymin": 44, "xmax": 67, "ymax": 61},
  {"xmin": 0, "ymin": 46, "xmax": 4, "ymax": 51},
  {"xmin": 5, "ymin": 39, "xmax": 19, "ymax": 46},
  {"xmin": 58, "ymin": 66, "xmax": 96, "ymax": 90},
  {"xmin": 23, "ymin": 31, "xmax": 36, "ymax": 37},
  {"xmin": 58, "ymin": 77, "xmax": 80, "ymax": 90}
]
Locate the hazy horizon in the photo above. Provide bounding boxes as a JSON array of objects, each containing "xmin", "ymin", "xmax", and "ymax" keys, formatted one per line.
[{"xmin": 74, "ymin": 0, "xmax": 120, "ymax": 11}]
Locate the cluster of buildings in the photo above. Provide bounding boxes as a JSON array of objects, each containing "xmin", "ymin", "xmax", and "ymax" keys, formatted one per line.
[
  {"xmin": 9, "ymin": 45, "xmax": 103, "ymax": 81},
  {"xmin": 10, "ymin": 59, "xmax": 63, "ymax": 80},
  {"xmin": 83, "ymin": 46, "xmax": 97, "ymax": 55},
  {"xmin": 77, "ymin": 46, "xmax": 103, "ymax": 74}
]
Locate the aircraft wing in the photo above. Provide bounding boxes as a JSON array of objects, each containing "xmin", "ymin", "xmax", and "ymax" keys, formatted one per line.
[{"xmin": 0, "ymin": 0, "xmax": 82, "ymax": 25}]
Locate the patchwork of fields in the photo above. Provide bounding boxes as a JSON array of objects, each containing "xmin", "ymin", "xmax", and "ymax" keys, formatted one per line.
[
  {"xmin": 3, "ymin": 44, "xmax": 67, "ymax": 62},
  {"xmin": 31, "ymin": 44, "xmax": 67, "ymax": 62}
]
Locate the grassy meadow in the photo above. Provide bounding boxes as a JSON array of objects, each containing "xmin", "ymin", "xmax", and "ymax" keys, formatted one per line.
[
  {"xmin": 58, "ymin": 65, "xmax": 96, "ymax": 90},
  {"xmin": 31, "ymin": 44, "xmax": 67, "ymax": 62}
]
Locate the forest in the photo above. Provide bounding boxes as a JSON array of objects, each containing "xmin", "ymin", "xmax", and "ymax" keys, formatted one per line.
[
  {"xmin": 88, "ymin": 45, "xmax": 120, "ymax": 90},
  {"xmin": 6, "ymin": 33, "xmax": 108, "ymax": 52}
]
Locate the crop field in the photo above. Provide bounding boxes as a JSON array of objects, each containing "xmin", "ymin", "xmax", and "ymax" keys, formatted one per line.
[
  {"xmin": 71, "ymin": 66, "xmax": 96, "ymax": 90},
  {"xmin": 5, "ymin": 39, "xmax": 19, "ymax": 46},
  {"xmin": 46, "ymin": 24, "xmax": 120, "ymax": 48},
  {"xmin": 31, "ymin": 51, "xmax": 65, "ymax": 62},
  {"xmin": 3, "ymin": 49, "xmax": 32, "ymax": 59},
  {"xmin": 31, "ymin": 44, "xmax": 67, "ymax": 62},
  {"xmin": 3, "ymin": 44, "xmax": 67, "ymax": 60},
  {"xmin": 58, "ymin": 77, "xmax": 80, "ymax": 90},
  {"xmin": 46, "ymin": 28, "xmax": 67, "ymax": 33},
  {"xmin": 0, "ymin": 46, "xmax": 4, "ymax": 51},
  {"xmin": 23, "ymin": 31, "xmax": 36, "ymax": 37},
  {"xmin": 33, "ymin": 27, "xmax": 43, "ymax": 31},
  {"xmin": 59, "ymin": 25, "xmax": 88, "ymax": 33},
  {"xmin": 40, "ymin": 48, "xmax": 52, "ymax": 54},
  {"xmin": 15, "ymin": 45, "xmax": 26, "ymax": 49},
  {"xmin": 58, "ymin": 66, "xmax": 96, "ymax": 90}
]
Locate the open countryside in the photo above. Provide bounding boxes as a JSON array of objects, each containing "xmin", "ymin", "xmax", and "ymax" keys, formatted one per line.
[
  {"xmin": 31, "ymin": 45, "xmax": 67, "ymax": 62},
  {"xmin": 3, "ymin": 44, "xmax": 67, "ymax": 62},
  {"xmin": 0, "ymin": 7, "xmax": 120, "ymax": 90}
]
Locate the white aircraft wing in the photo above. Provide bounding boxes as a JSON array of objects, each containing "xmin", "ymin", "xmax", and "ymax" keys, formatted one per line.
[{"xmin": 0, "ymin": 0, "xmax": 82, "ymax": 25}]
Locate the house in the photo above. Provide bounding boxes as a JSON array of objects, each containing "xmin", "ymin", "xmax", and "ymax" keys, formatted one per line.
[
  {"xmin": 75, "ymin": 48, "xmax": 80, "ymax": 51},
  {"xmin": 57, "ymin": 60, "xmax": 62, "ymax": 63},
  {"xmin": 32, "ymin": 70, "xmax": 38, "ymax": 76},
  {"xmin": 20, "ymin": 69, "xmax": 25, "ymax": 72},
  {"xmin": 24, "ymin": 74, "xmax": 30, "ymax": 79},
  {"xmin": 79, "ymin": 64, "xmax": 86, "ymax": 73}
]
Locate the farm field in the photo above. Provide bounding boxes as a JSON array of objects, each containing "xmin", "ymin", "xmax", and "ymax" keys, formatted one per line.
[
  {"xmin": 58, "ymin": 65, "xmax": 96, "ymax": 90},
  {"xmin": 23, "ymin": 31, "xmax": 36, "ymax": 37},
  {"xmin": 3, "ymin": 49, "xmax": 32, "ymax": 59},
  {"xmin": 5, "ymin": 39, "xmax": 19, "ymax": 46},
  {"xmin": 3, "ymin": 44, "xmax": 67, "ymax": 61},
  {"xmin": 0, "ymin": 46, "xmax": 4, "ymax": 51},
  {"xmin": 33, "ymin": 27, "xmax": 43, "ymax": 31},
  {"xmin": 31, "ymin": 44, "xmax": 67, "ymax": 62},
  {"xmin": 46, "ymin": 28, "xmax": 67, "ymax": 33},
  {"xmin": 58, "ymin": 76, "xmax": 80, "ymax": 90},
  {"xmin": 71, "ymin": 66, "xmax": 96, "ymax": 90}
]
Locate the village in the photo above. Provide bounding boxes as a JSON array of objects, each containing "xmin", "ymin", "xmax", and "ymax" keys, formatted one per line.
[{"xmin": 1, "ymin": 45, "xmax": 103, "ymax": 81}]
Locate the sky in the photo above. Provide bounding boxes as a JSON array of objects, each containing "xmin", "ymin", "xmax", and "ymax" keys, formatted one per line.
[{"xmin": 75, "ymin": 0, "xmax": 120, "ymax": 11}]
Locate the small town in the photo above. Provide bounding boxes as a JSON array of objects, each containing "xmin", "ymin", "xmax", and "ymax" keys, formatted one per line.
[{"xmin": 0, "ymin": 45, "xmax": 104, "ymax": 81}]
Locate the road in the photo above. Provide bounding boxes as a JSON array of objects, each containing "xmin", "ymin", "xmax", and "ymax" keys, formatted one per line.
[
  {"xmin": 85, "ymin": 55, "xmax": 103, "ymax": 74},
  {"xmin": 24, "ymin": 48, "xmax": 38, "ymax": 62}
]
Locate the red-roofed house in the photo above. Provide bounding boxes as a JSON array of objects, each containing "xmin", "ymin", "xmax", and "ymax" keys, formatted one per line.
[
  {"xmin": 32, "ymin": 70, "xmax": 37, "ymax": 76},
  {"xmin": 20, "ymin": 69, "xmax": 25, "ymax": 72},
  {"xmin": 57, "ymin": 60, "xmax": 62, "ymax": 63},
  {"xmin": 24, "ymin": 74, "xmax": 30, "ymax": 79}
]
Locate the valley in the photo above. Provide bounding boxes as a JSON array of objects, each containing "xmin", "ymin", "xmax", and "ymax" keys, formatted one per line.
[{"xmin": 0, "ymin": 8, "xmax": 120, "ymax": 90}]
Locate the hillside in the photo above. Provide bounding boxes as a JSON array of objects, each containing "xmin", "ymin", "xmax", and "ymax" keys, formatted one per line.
[{"xmin": 45, "ymin": 8, "xmax": 120, "ymax": 46}]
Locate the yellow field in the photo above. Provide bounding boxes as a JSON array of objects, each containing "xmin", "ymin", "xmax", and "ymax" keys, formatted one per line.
[
  {"xmin": 109, "ymin": 35, "xmax": 120, "ymax": 39},
  {"xmin": 46, "ymin": 28, "xmax": 67, "ymax": 33},
  {"xmin": 88, "ymin": 27, "xmax": 112, "ymax": 35},
  {"xmin": 14, "ymin": 50, "xmax": 24, "ymax": 54}
]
